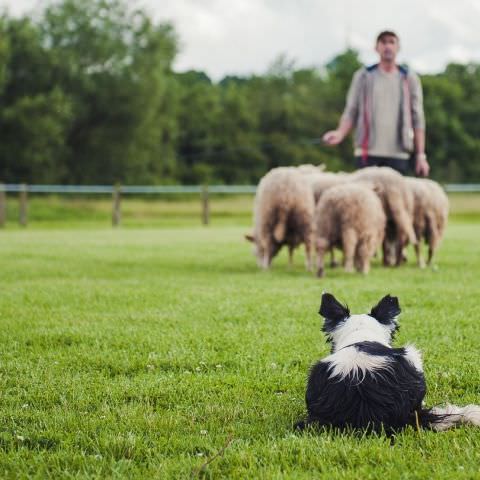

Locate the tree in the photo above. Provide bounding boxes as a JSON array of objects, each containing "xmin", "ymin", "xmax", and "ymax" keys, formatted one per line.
[
  {"xmin": 1, "ymin": 2, "xmax": 480, "ymax": 187},
  {"xmin": 40, "ymin": 0, "xmax": 178, "ymax": 184},
  {"xmin": 0, "ymin": 17, "xmax": 72, "ymax": 183}
]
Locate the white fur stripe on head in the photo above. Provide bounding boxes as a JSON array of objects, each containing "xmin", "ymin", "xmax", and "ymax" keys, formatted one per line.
[{"xmin": 331, "ymin": 314, "xmax": 393, "ymax": 350}]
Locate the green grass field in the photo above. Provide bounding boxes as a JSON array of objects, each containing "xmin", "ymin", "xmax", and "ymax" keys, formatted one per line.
[{"xmin": 1, "ymin": 196, "xmax": 480, "ymax": 478}]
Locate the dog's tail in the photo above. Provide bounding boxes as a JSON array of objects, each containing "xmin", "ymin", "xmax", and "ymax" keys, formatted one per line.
[{"xmin": 417, "ymin": 404, "xmax": 480, "ymax": 431}]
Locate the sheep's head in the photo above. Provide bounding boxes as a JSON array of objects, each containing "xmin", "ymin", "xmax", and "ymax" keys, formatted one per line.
[
  {"xmin": 245, "ymin": 234, "xmax": 264, "ymax": 267},
  {"xmin": 245, "ymin": 234, "xmax": 281, "ymax": 269}
]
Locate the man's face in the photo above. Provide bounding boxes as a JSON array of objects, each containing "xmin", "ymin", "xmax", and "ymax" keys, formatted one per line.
[{"xmin": 375, "ymin": 35, "xmax": 399, "ymax": 62}]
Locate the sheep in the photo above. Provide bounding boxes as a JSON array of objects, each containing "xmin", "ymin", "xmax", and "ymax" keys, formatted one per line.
[
  {"xmin": 297, "ymin": 167, "xmax": 351, "ymax": 268},
  {"xmin": 297, "ymin": 165, "xmax": 350, "ymax": 204},
  {"xmin": 350, "ymin": 166, "xmax": 416, "ymax": 266},
  {"xmin": 314, "ymin": 183, "xmax": 386, "ymax": 277},
  {"xmin": 296, "ymin": 163, "xmax": 326, "ymax": 175},
  {"xmin": 401, "ymin": 177, "xmax": 449, "ymax": 267},
  {"xmin": 308, "ymin": 172, "xmax": 350, "ymax": 204},
  {"xmin": 245, "ymin": 167, "xmax": 315, "ymax": 270}
]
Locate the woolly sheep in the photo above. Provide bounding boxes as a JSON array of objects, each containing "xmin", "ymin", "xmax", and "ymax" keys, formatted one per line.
[
  {"xmin": 297, "ymin": 165, "xmax": 350, "ymax": 204},
  {"xmin": 297, "ymin": 167, "xmax": 351, "ymax": 268},
  {"xmin": 314, "ymin": 183, "xmax": 386, "ymax": 277},
  {"xmin": 400, "ymin": 177, "xmax": 449, "ymax": 267},
  {"xmin": 246, "ymin": 167, "xmax": 315, "ymax": 270},
  {"xmin": 350, "ymin": 166, "xmax": 416, "ymax": 266}
]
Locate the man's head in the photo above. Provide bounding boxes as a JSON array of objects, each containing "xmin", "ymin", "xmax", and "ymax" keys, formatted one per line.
[{"xmin": 375, "ymin": 30, "xmax": 400, "ymax": 64}]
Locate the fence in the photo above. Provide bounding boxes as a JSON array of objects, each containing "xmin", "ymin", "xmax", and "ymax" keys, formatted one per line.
[
  {"xmin": 0, "ymin": 183, "xmax": 258, "ymax": 227},
  {"xmin": 0, "ymin": 183, "xmax": 479, "ymax": 227}
]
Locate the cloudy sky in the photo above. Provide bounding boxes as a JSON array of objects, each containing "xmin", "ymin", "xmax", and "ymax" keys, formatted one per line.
[{"xmin": 2, "ymin": 0, "xmax": 480, "ymax": 80}]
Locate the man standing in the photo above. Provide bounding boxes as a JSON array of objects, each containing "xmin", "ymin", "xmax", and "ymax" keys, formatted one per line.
[{"xmin": 323, "ymin": 31, "xmax": 430, "ymax": 177}]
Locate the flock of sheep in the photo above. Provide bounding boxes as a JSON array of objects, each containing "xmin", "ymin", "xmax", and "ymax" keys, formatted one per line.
[{"xmin": 245, "ymin": 165, "xmax": 449, "ymax": 276}]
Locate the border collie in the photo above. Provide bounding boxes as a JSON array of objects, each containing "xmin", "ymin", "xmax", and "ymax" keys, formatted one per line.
[{"xmin": 297, "ymin": 293, "xmax": 480, "ymax": 433}]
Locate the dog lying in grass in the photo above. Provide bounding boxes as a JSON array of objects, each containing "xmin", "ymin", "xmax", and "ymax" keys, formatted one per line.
[{"xmin": 296, "ymin": 293, "xmax": 480, "ymax": 433}]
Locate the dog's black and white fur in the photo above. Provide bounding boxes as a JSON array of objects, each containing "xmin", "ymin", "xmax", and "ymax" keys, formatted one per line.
[{"xmin": 297, "ymin": 293, "xmax": 480, "ymax": 433}]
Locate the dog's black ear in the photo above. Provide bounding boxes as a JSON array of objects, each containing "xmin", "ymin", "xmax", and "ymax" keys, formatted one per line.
[
  {"xmin": 319, "ymin": 293, "xmax": 350, "ymax": 331},
  {"xmin": 370, "ymin": 295, "xmax": 401, "ymax": 325}
]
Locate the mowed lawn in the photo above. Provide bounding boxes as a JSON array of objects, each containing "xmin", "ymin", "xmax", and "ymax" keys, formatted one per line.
[{"xmin": 1, "ymin": 207, "xmax": 480, "ymax": 477}]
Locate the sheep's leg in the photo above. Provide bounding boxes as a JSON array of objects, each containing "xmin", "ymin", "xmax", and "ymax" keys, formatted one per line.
[
  {"xmin": 302, "ymin": 226, "xmax": 314, "ymax": 272},
  {"xmin": 427, "ymin": 246, "xmax": 435, "ymax": 266},
  {"xmin": 427, "ymin": 228, "xmax": 440, "ymax": 266},
  {"xmin": 390, "ymin": 204, "xmax": 417, "ymax": 246},
  {"xmin": 382, "ymin": 241, "xmax": 389, "ymax": 266},
  {"xmin": 304, "ymin": 245, "xmax": 312, "ymax": 272},
  {"xmin": 261, "ymin": 240, "xmax": 272, "ymax": 270},
  {"xmin": 382, "ymin": 235, "xmax": 399, "ymax": 267},
  {"xmin": 316, "ymin": 238, "xmax": 328, "ymax": 278},
  {"xmin": 273, "ymin": 210, "xmax": 287, "ymax": 243},
  {"xmin": 427, "ymin": 215, "xmax": 441, "ymax": 266},
  {"xmin": 382, "ymin": 221, "xmax": 396, "ymax": 266},
  {"xmin": 414, "ymin": 242, "xmax": 426, "ymax": 269},
  {"xmin": 361, "ymin": 259, "xmax": 370, "ymax": 274},
  {"xmin": 304, "ymin": 233, "xmax": 314, "ymax": 272},
  {"xmin": 329, "ymin": 249, "xmax": 339, "ymax": 268},
  {"xmin": 355, "ymin": 240, "xmax": 372, "ymax": 274},
  {"xmin": 395, "ymin": 234, "xmax": 408, "ymax": 266},
  {"xmin": 316, "ymin": 253, "xmax": 325, "ymax": 277},
  {"xmin": 261, "ymin": 253, "xmax": 270, "ymax": 270},
  {"xmin": 342, "ymin": 228, "xmax": 357, "ymax": 273},
  {"xmin": 288, "ymin": 245, "xmax": 294, "ymax": 268}
]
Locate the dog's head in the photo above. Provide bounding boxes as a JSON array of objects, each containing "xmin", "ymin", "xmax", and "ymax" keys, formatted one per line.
[{"xmin": 319, "ymin": 293, "xmax": 401, "ymax": 351}]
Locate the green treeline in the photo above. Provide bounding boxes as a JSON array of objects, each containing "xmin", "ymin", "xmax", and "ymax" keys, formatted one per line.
[{"xmin": 1, "ymin": 0, "xmax": 480, "ymax": 185}]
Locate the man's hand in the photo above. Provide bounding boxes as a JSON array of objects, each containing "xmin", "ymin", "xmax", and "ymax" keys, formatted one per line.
[
  {"xmin": 322, "ymin": 130, "xmax": 344, "ymax": 146},
  {"xmin": 415, "ymin": 153, "xmax": 430, "ymax": 177}
]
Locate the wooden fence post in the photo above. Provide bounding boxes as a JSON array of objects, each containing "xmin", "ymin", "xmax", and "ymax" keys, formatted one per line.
[
  {"xmin": 202, "ymin": 185, "xmax": 209, "ymax": 226},
  {"xmin": 19, "ymin": 183, "xmax": 28, "ymax": 227},
  {"xmin": 112, "ymin": 184, "xmax": 121, "ymax": 227},
  {"xmin": 0, "ymin": 184, "xmax": 6, "ymax": 228}
]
